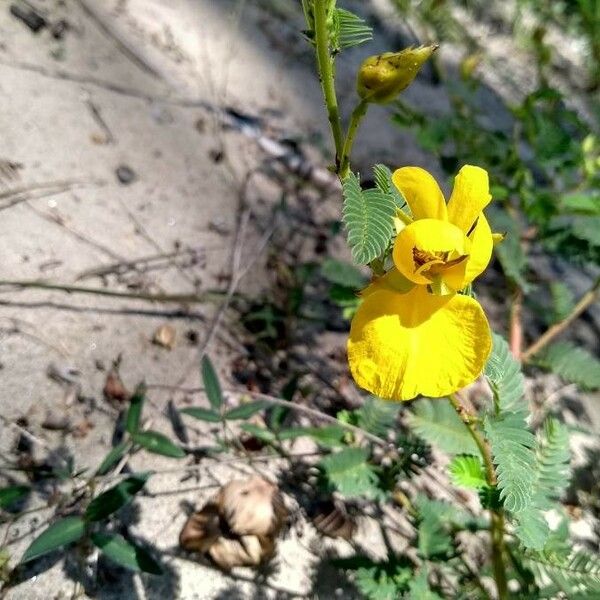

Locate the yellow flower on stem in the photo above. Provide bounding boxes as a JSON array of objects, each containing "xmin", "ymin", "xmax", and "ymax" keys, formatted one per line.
[{"xmin": 348, "ymin": 165, "xmax": 495, "ymax": 401}]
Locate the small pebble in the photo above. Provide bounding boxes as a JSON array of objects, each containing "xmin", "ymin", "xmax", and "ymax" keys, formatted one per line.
[{"xmin": 116, "ymin": 165, "xmax": 136, "ymax": 185}]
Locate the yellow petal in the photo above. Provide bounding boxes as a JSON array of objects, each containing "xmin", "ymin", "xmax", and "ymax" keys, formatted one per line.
[
  {"xmin": 393, "ymin": 218, "xmax": 469, "ymax": 289},
  {"xmin": 392, "ymin": 167, "xmax": 447, "ymax": 221},
  {"xmin": 348, "ymin": 286, "xmax": 492, "ymax": 400},
  {"xmin": 362, "ymin": 268, "xmax": 415, "ymax": 297},
  {"xmin": 463, "ymin": 213, "xmax": 493, "ymax": 285},
  {"xmin": 447, "ymin": 165, "xmax": 491, "ymax": 232}
]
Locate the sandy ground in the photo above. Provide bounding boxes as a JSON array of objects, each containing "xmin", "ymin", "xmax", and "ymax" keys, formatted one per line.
[{"xmin": 0, "ymin": 1, "xmax": 598, "ymax": 599}]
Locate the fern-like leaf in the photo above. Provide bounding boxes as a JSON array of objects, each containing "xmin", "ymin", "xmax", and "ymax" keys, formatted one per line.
[
  {"xmin": 373, "ymin": 164, "xmax": 407, "ymax": 209},
  {"xmin": 407, "ymin": 567, "xmax": 443, "ymax": 599},
  {"xmin": 534, "ymin": 341, "xmax": 600, "ymax": 391},
  {"xmin": 484, "ymin": 411, "xmax": 536, "ymax": 513},
  {"xmin": 319, "ymin": 447, "xmax": 379, "ymax": 499},
  {"xmin": 356, "ymin": 396, "xmax": 400, "ymax": 437},
  {"xmin": 524, "ymin": 548, "xmax": 600, "ymax": 596},
  {"xmin": 484, "ymin": 333, "xmax": 525, "ymax": 413},
  {"xmin": 449, "ymin": 455, "xmax": 487, "ymax": 489},
  {"xmin": 408, "ymin": 399, "xmax": 479, "ymax": 455},
  {"xmin": 342, "ymin": 172, "xmax": 396, "ymax": 265},
  {"xmin": 334, "ymin": 8, "xmax": 373, "ymax": 50}
]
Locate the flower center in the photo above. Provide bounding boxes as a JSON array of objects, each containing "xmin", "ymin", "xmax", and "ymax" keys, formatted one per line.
[{"xmin": 412, "ymin": 248, "xmax": 468, "ymax": 278}]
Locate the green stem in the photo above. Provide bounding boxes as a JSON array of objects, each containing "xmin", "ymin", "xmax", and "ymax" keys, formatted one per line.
[
  {"xmin": 313, "ymin": 0, "xmax": 343, "ymax": 166},
  {"xmin": 448, "ymin": 394, "xmax": 508, "ymax": 600},
  {"xmin": 339, "ymin": 99, "xmax": 368, "ymax": 179}
]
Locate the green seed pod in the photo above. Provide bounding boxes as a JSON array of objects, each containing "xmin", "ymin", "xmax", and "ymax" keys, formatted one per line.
[{"xmin": 357, "ymin": 45, "xmax": 438, "ymax": 104}]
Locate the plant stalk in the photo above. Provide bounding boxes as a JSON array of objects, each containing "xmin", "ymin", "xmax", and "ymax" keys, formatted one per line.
[
  {"xmin": 521, "ymin": 276, "xmax": 600, "ymax": 362},
  {"xmin": 448, "ymin": 394, "xmax": 508, "ymax": 600},
  {"xmin": 339, "ymin": 99, "xmax": 368, "ymax": 178},
  {"xmin": 313, "ymin": 0, "xmax": 344, "ymax": 166}
]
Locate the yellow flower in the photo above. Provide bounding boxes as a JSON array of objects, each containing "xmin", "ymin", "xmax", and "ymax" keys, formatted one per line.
[
  {"xmin": 347, "ymin": 166, "xmax": 495, "ymax": 401},
  {"xmin": 392, "ymin": 165, "xmax": 493, "ymax": 295}
]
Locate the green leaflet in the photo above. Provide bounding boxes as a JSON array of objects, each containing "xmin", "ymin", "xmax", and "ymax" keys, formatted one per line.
[
  {"xmin": 201, "ymin": 355, "xmax": 223, "ymax": 411},
  {"xmin": 484, "ymin": 333, "xmax": 525, "ymax": 413},
  {"xmin": 407, "ymin": 398, "xmax": 479, "ymax": 455},
  {"xmin": 484, "ymin": 411, "xmax": 536, "ymax": 513},
  {"xmin": 372, "ymin": 164, "xmax": 407, "ymax": 209},
  {"xmin": 342, "ymin": 171, "xmax": 396, "ymax": 265},
  {"xmin": 534, "ymin": 341, "xmax": 600, "ymax": 391},
  {"xmin": 355, "ymin": 396, "xmax": 400, "ymax": 438},
  {"xmin": 319, "ymin": 447, "xmax": 379, "ymax": 499},
  {"xmin": 448, "ymin": 455, "xmax": 487, "ymax": 489},
  {"xmin": 334, "ymin": 8, "xmax": 373, "ymax": 50},
  {"xmin": 21, "ymin": 516, "xmax": 85, "ymax": 563},
  {"xmin": 91, "ymin": 532, "xmax": 162, "ymax": 574}
]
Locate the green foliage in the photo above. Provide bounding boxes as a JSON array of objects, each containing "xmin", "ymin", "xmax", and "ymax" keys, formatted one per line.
[
  {"xmin": 407, "ymin": 398, "xmax": 479, "ymax": 455},
  {"xmin": 320, "ymin": 258, "xmax": 366, "ymax": 289},
  {"xmin": 484, "ymin": 411, "xmax": 536, "ymax": 513},
  {"xmin": 407, "ymin": 567, "xmax": 442, "ymax": 599},
  {"xmin": 201, "ymin": 355, "xmax": 223, "ymax": 411},
  {"xmin": 96, "ymin": 441, "xmax": 130, "ymax": 476},
  {"xmin": 534, "ymin": 341, "xmax": 600, "ymax": 390},
  {"xmin": 448, "ymin": 455, "xmax": 487, "ymax": 489},
  {"xmin": 355, "ymin": 396, "xmax": 400, "ymax": 438},
  {"xmin": 523, "ymin": 547, "xmax": 600, "ymax": 597},
  {"xmin": 372, "ymin": 164, "xmax": 407, "ymax": 209},
  {"xmin": 0, "ymin": 485, "xmax": 29, "ymax": 510},
  {"xmin": 126, "ymin": 384, "xmax": 145, "ymax": 434},
  {"xmin": 132, "ymin": 431, "xmax": 185, "ymax": 458},
  {"xmin": 85, "ymin": 473, "xmax": 150, "ymax": 522},
  {"xmin": 342, "ymin": 171, "xmax": 396, "ymax": 265},
  {"xmin": 319, "ymin": 447, "xmax": 379, "ymax": 498},
  {"xmin": 415, "ymin": 496, "xmax": 456, "ymax": 559},
  {"xmin": 549, "ymin": 282, "xmax": 575, "ymax": 324},
  {"xmin": 484, "ymin": 333, "xmax": 525, "ymax": 413},
  {"xmin": 91, "ymin": 532, "xmax": 162, "ymax": 574},
  {"xmin": 180, "ymin": 407, "xmax": 221, "ymax": 423},
  {"xmin": 224, "ymin": 400, "xmax": 269, "ymax": 420},
  {"xmin": 278, "ymin": 425, "xmax": 346, "ymax": 447},
  {"xmin": 21, "ymin": 516, "xmax": 85, "ymax": 563},
  {"xmin": 333, "ymin": 556, "xmax": 413, "ymax": 600},
  {"xmin": 333, "ymin": 8, "xmax": 373, "ymax": 50}
]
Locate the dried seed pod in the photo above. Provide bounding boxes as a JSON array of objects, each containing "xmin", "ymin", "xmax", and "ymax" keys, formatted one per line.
[
  {"xmin": 179, "ymin": 503, "xmax": 221, "ymax": 553},
  {"xmin": 218, "ymin": 476, "xmax": 287, "ymax": 538},
  {"xmin": 179, "ymin": 476, "xmax": 287, "ymax": 570}
]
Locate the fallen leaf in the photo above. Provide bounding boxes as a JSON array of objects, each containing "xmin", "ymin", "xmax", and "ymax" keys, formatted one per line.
[
  {"xmin": 103, "ymin": 358, "xmax": 129, "ymax": 405},
  {"xmin": 311, "ymin": 499, "xmax": 356, "ymax": 540}
]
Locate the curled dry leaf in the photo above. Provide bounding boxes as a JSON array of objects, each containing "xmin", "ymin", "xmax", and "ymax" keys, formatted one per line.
[
  {"xmin": 179, "ymin": 476, "xmax": 288, "ymax": 570},
  {"xmin": 103, "ymin": 367, "xmax": 129, "ymax": 405},
  {"xmin": 152, "ymin": 324, "xmax": 176, "ymax": 350}
]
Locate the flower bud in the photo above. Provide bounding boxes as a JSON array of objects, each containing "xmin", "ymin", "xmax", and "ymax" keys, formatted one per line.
[{"xmin": 357, "ymin": 45, "xmax": 438, "ymax": 104}]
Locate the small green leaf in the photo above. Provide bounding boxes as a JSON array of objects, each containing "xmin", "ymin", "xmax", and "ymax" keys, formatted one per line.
[
  {"xmin": 484, "ymin": 333, "xmax": 525, "ymax": 412},
  {"xmin": 180, "ymin": 407, "xmax": 221, "ymax": 423},
  {"xmin": 224, "ymin": 400, "xmax": 269, "ymax": 421},
  {"xmin": 514, "ymin": 507, "xmax": 550, "ymax": 551},
  {"xmin": 91, "ymin": 532, "xmax": 162, "ymax": 574},
  {"xmin": 407, "ymin": 399, "xmax": 479, "ymax": 455},
  {"xmin": 85, "ymin": 473, "xmax": 150, "ymax": 522},
  {"xmin": 373, "ymin": 163, "xmax": 406, "ymax": 208},
  {"xmin": 534, "ymin": 341, "xmax": 600, "ymax": 391},
  {"xmin": 320, "ymin": 258, "xmax": 367, "ymax": 289},
  {"xmin": 415, "ymin": 497, "xmax": 454, "ymax": 559},
  {"xmin": 342, "ymin": 171, "xmax": 396, "ymax": 265},
  {"xmin": 407, "ymin": 567, "xmax": 443, "ymax": 599},
  {"xmin": 132, "ymin": 431, "xmax": 186, "ymax": 458},
  {"xmin": 96, "ymin": 441, "xmax": 130, "ymax": 476},
  {"xmin": 201, "ymin": 356, "xmax": 223, "ymax": 411},
  {"xmin": 126, "ymin": 384, "xmax": 145, "ymax": 434},
  {"xmin": 21, "ymin": 516, "xmax": 85, "ymax": 563},
  {"xmin": 0, "ymin": 485, "xmax": 29, "ymax": 510},
  {"xmin": 319, "ymin": 447, "xmax": 379, "ymax": 499},
  {"xmin": 549, "ymin": 282, "xmax": 575, "ymax": 324},
  {"xmin": 239, "ymin": 423, "xmax": 277, "ymax": 443},
  {"xmin": 449, "ymin": 455, "xmax": 487, "ymax": 489}
]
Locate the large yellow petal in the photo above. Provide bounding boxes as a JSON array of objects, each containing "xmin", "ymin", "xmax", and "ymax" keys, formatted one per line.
[
  {"xmin": 393, "ymin": 219, "xmax": 469, "ymax": 289},
  {"xmin": 362, "ymin": 268, "xmax": 415, "ymax": 297},
  {"xmin": 392, "ymin": 167, "xmax": 448, "ymax": 221},
  {"xmin": 348, "ymin": 286, "xmax": 491, "ymax": 401},
  {"xmin": 447, "ymin": 165, "xmax": 491, "ymax": 233},
  {"xmin": 463, "ymin": 213, "xmax": 493, "ymax": 285}
]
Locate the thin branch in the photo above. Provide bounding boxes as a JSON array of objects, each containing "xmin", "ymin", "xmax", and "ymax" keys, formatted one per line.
[
  {"xmin": 0, "ymin": 279, "xmax": 223, "ymax": 304},
  {"xmin": 521, "ymin": 277, "xmax": 600, "ymax": 362}
]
